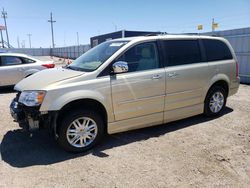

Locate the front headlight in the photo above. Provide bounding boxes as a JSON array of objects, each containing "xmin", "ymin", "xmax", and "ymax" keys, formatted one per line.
[{"xmin": 18, "ymin": 91, "xmax": 46, "ymax": 107}]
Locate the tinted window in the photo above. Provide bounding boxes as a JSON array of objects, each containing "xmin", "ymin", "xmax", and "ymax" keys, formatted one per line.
[
  {"xmin": 1, "ymin": 56, "xmax": 22, "ymax": 66},
  {"xmin": 23, "ymin": 57, "xmax": 36, "ymax": 64},
  {"xmin": 117, "ymin": 42, "xmax": 159, "ymax": 72},
  {"xmin": 203, "ymin": 39, "xmax": 233, "ymax": 61},
  {"xmin": 163, "ymin": 40, "xmax": 201, "ymax": 66}
]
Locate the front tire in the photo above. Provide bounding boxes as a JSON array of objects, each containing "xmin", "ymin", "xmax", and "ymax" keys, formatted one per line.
[
  {"xmin": 204, "ymin": 86, "xmax": 227, "ymax": 117},
  {"xmin": 57, "ymin": 109, "xmax": 104, "ymax": 153}
]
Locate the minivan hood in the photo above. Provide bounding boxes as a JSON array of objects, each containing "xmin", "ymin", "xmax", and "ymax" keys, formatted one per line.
[{"xmin": 15, "ymin": 67, "xmax": 84, "ymax": 91}]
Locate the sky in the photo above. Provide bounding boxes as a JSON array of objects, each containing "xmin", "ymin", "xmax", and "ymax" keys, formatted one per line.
[{"xmin": 0, "ymin": 0, "xmax": 250, "ymax": 48}]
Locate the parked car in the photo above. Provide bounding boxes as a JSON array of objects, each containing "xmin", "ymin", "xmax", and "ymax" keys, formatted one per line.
[
  {"xmin": 0, "ymin": 53, "xmax": 55, "ymax": 86},
  {"xmin": 10, "ymin": 35, "xmax": 239, "ymax": 152}
]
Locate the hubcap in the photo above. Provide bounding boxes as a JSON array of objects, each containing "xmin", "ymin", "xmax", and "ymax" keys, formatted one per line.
[
  {"xmin": 66, "ymin": 117, "xmax": 98, "ymax": 148},
  {"xmin": 209, "ymin": 91, "xmax": 224, "ymax": 113}
]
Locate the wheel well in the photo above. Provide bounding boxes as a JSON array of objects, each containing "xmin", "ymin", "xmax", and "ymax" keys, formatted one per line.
[
  {"xmin": 208, "ymin": 80, "xmax": 229, "ymax": 97},
  {"xmin": 56, "ymin": 99, "xmax": 108, "ymax": 134}
]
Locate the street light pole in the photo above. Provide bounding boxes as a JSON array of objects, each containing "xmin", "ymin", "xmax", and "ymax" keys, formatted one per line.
[
  {"xmin": 76, "ymin": 32, "xmax": 80, "ymax": 57},
  {"xmin": 112, "ymin": 22, "xmax": 117, "ymax": 31},
  {"xmin": 27, "ymin": 34, "xmax": 32, "ymax": 48},
  {"xmin": 1, "ymin": 8, "xmax": 10, "ymax": 48},
  {"xmin": 17, "ymin": 36, "xmax": 20, "ymax": 48},
  {"xmin": 0, "ymin": 29, "xmax": 4, "ymax": 48},
  {"xmin": 76, "ymin": 32, "xmax": 79, "ymax": 46}
]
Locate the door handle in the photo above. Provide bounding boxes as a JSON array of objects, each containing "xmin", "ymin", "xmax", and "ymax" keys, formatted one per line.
[
  {"xmin": 152, "ymin": 75, "xmax": 162, "ymax": 80},
  {"xmin": 168, "ymin": 72, "xmax": 178, "ymax": 78}
]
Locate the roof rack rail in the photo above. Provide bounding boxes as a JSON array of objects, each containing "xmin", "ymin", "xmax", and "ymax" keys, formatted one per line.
[
  {"xmin": 145, "ymin": 33, "xmax": 158, "ymax": 36},
  {"xmin": 167, "ymin": 32, "xmax": 200, "ymax": 35},
  {"xmin": 145, "ymin": 32, "xmax": 168, "ymax": 36},
  {"xmin": 144, "ymin": 32, "xmax": 218, "ymax": 37},
  {"xmin": 183, "ymin": 33, "xmax": 199, "ymax": 35}
]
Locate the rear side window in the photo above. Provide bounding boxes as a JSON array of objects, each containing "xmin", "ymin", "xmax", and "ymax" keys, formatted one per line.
[
  {"xmin": 202, "ymin": 39, "xmax": 233, "ymax": 61},
  {"xmin": 23, "ymin": 57, "xmax": 36, "ymax": 64},
  {"xmin": 163, "ymin": 40, "xmax": 201, "ymax": 66}
]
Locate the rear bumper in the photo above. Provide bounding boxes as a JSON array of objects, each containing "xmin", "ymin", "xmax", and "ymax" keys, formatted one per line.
[{"xmin": 229, "ymin": 77, "xmax": 240, "ymax": 96}]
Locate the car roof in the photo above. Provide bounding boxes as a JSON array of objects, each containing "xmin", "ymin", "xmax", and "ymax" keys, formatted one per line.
[
  {"xmin": 0, "ymin": 53, "xmax": 40, "ymax": 61},
  {"xmin": 111, "ymin": 34, "xmax": 225, "ymax": 42},
  {"xmin": 0, "ymin": 53, "xmax": 33, "ymax": 57}
]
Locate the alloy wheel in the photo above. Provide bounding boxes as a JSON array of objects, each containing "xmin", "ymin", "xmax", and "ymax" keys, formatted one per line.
[{"xmin": 66, "ymin": 117, "xmax": 98, "ymax": 148}]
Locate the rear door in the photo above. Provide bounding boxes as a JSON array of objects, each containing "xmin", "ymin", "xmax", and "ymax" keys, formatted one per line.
[
  {"xmin": 0, "ymin": 56, "xmax": 24, "ymax": 86},
  {"xmin": 162, "ymin": 39, "xmax": 210, "ymax": 122}
]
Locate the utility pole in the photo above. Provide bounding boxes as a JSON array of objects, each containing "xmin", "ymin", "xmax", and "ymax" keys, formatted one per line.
[
  {"xmin": 76, "ymin": 32, "xmax": 80, "ymax": 57},
  {"xmin": 17, "ymin": 36, "xmax": 20, "ymax": 48},
  {"xmin": 27, "ymin": 34, "xmax": 32, "ymax": 48},
  {"xmin": 21, "ymin": 40, "xmax": 25, "ymax": 48},
  {"xmin": 48, "ymin": 12, "xmax": 56, "ymax": 48},
  {"xmin": 1, "ymin": 8, "xmax": 10, "ymax": 48}
]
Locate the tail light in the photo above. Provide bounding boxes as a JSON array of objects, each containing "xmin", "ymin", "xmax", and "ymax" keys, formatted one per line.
[
  {"xmin": 236, "ymin": 61, "xmax": 239, "ymax": 77},
  {"xmin": 42, "ymin": 64, "xmax": 55, "ymax": 68}
]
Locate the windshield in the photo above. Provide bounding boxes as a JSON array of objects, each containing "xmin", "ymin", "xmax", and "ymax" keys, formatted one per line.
[{"xmin": 67, "ymin": 41, "xmax": 128, "ymax": 72}]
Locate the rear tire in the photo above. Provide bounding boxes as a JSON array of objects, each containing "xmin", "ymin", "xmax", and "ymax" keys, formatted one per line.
[
  {"xmin": 57, "ymin": 109, "xmax": 104, "ymax": 153},
  {"xmin": 204, "ymin": 86, "xmax": 227, "ymax": 117}
]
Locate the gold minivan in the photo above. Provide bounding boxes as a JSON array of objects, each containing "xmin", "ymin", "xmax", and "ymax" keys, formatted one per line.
[{"xmin": 10, "ymin": 35, "xmax": 240, "ymax": 152}]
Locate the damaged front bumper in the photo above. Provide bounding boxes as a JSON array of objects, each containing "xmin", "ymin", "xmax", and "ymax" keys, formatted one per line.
[{"xmin": 10, "ymin": 93, "xmax": 57, "ymax": 133}]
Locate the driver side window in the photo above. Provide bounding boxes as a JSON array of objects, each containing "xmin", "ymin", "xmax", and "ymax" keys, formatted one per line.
[{"xmin": 117, "ymin": 42, "xmax": 160, "ymax": 72}]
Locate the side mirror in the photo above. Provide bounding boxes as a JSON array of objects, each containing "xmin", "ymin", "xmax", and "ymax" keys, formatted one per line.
[{"xmin": 112, "ymin": 61, "xmax": 128, "ymax": 74}]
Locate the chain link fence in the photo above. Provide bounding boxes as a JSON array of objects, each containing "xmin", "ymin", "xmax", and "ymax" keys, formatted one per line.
[
  {"xmin": 51, "ymin": 45, "xmax": 90, "ymax": 59},
  {"xmin": 1, "ymin": 48, "xmax": 51, "ymax": 56}
]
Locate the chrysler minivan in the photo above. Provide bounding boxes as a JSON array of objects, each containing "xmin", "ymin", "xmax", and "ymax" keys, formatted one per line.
[{"xmin": 10, "ymin": 35, "xmax": 240, "ymax": 152}]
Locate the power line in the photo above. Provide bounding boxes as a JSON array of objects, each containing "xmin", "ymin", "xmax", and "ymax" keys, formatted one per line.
[
  {"xmin": 48, "ymin": 12, "xmax": 56, "ymax": 48},
  {"xmin": 1, "ymin": 8, "xmax": 10, "ymax": 48}
]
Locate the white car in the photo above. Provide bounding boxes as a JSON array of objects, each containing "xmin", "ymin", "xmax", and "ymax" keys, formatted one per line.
[{"xmin": 0, "ymin": 53, "xmax": 55, "ymax": 86}]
